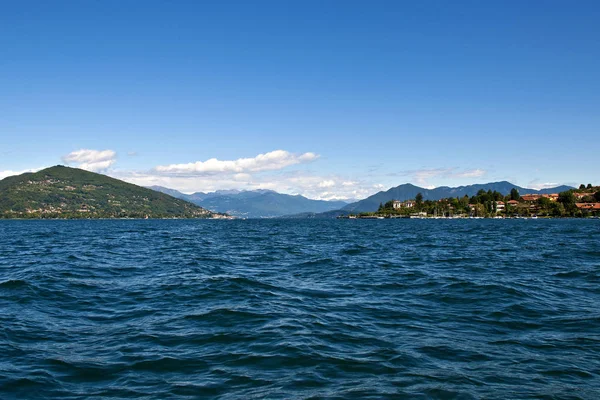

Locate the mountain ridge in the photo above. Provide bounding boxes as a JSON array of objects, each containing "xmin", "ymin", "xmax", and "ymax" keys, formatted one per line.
[
  {"xmin": 342, "ymin": 181, "xmax": 574, "ymax": 213},
  {"xmin": 148, "ymin": 186, "xmax": 348, "ymax": 218}
]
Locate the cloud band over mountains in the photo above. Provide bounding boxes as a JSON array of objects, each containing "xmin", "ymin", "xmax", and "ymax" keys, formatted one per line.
[
  {"xmin": 0, "ymin": 148, "xmax": 497, "ymax": 201},
  {"xmin": 154, "ymin": 150, "xmax": 319, "ymax": 175}
]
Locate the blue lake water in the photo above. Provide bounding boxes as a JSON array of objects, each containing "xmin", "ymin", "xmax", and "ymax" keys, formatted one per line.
[{"xmin": 0, "ymin": 219, "xmax": 599, "ymax": 399}]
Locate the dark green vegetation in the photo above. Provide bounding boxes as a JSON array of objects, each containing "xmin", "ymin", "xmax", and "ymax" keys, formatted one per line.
[
  {"xmin": 149, "ymin": 186, "xmax": 348, "ymax": 218},
  {"xmin": 0, "ymin": 166, "xmax": 216, "ymax": 219},
  {"xmin": 343, "ymin": 181, "xmax": 573, "ymax": 213}
]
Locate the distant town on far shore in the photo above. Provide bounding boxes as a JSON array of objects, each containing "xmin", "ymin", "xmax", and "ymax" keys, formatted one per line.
[{"xmin": 342, "ymin": 184, "xmax": 600, "ymax": 219}]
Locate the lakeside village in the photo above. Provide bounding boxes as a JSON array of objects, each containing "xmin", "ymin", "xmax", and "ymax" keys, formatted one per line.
[{"xmin": 341, "ymin": 185, "xmax": 600, "ymax": 219}]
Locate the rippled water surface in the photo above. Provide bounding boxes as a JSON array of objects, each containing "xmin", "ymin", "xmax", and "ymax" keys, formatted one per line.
[{"xmin": 1, "ymin": 219, "xmax": 599, "ymax": 399}]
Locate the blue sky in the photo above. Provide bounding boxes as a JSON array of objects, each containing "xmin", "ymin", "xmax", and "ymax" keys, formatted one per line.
[{"xmin": 1, "ymin": 1, "xmax": 598, "ymax": 199}]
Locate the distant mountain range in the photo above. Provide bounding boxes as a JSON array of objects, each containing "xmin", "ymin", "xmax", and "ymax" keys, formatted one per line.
[
  {"xmin": 0, "ymin": 166, "xmax": 216, "ymax": 219},
  {"xmin": 148, "ymin": 186, "xmax": 348, "ymax": 218},
  {"xmin": 342, "ymin": 181, "xmax": 574, "ymax": 213},
  {"xmin": 150, "ymin": 181, "xmax": 574, "ymax": 218},
  {"xmin": 1, "ymin": 170, "xmax": 575, "ymax": 220}
]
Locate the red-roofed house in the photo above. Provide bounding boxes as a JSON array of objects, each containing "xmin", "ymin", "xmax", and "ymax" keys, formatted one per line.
[
  {"xmin": 495, "ymin": 201, "xmax": 505, "ymax": 213},
  {"xmin": 576, "ymin": 203, "xmax": 600, "ymax": 211}
]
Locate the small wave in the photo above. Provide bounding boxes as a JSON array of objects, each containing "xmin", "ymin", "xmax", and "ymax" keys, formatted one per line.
[
  {"xmin": 0, "ymin": 377, "xmax": 49, "ymax": 391},
  {"xmin": 0, "ymin": 279, "xmax": 28, "ymax": 289},
  {"xmin": 207, "ymin": 275, "xmax": 281, "ymax": 292},
  {"xmin": 293, "ymin": 258, "xmax": 335, "ymax": 268},
  {"xmin": 540, "ymin": 368, "xmax": 594, "ymax": 379},
  {"xmin": 131, "ymin": 357, "xmax": 209, "ymax": 372},
  {"xmin": 184, "ymin": 308, "xmax": 267, "ymax": 321},
  {"xmin": 341, "ymin": 246, "xmax": 370, "ymax": 255},
  {"xmin": 418, "ymin": 344, "xmax": 492, "ymax": 362},
  {"xmin": 553, "ymin": 270, "xmax": 583, "ymax": 278}
]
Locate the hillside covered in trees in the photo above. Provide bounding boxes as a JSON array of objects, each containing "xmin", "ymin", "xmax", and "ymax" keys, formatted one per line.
[{"xmin": 0, "ymin": 166, "xmax": 218, "ymax": 219}]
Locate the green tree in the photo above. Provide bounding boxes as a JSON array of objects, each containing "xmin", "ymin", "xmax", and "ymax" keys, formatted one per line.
[
  {"xmin": 595, "ymin": 191, "xmax": 600, "ymax": 202},
  {"xmin": 558, "ymin": 191, "xmax": 577, "ymax": 215},
  {"xmin": 482, "ymin": 201, "xmax": 490, "ymax": 213},
  {"xmin": 415, "ymin": 193, "xmax": 423, "ymax": 209},
  {"xmin": 587, "ymin": 183, "xmax": 593, "ymax": 189},
  {"xmin": 550, "ymin": 202, "xmax": 565, "ymax": 217},
  {"xmin": 582, "ymin": 195, "xmax": 595, "ymax": 203},
  {"xmin": 537, "ymin": 197, "xmax": 552, "ymax": 215},
  {"xmin": 579, "ymin": 184, "xmax": 586, "ymax": 190},
  {"xmin": 473, "ymin": 204, "xmax": 485, "ymax": 217},
  {"xmin": 510, "ymin": 188, "xmax": 520, "ymax": 201}
]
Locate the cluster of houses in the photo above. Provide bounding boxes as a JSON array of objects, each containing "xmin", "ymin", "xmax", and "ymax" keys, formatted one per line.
[
  {"xmin": 392, "ymin": 200, "xmax": 414, "ymax": 209},
  {"xmin": 572, "ymin": 193, "xmax": 600, "ymax": 212},
  {"xmin": 576, "ymin": 203, "xmax": 600, "ymax": 211},
  {"xmin": 391, "ymin": 192, "xmax": 600, "ymax": 216},
  {"xmin": 485, "ymin": 193, "xmax": 599, "ymax": 214},
  {"xmin": 518, "ymin": 193, "xmax": 600, "ymax": 213}
]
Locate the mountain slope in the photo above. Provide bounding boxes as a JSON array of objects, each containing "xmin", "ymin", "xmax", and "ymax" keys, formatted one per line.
[
  {"xmin": 0, "ymin": 166, "xmax": 216, "ymax": 219},
  {"xmin": 198, "ymin": 191, "xmax": 348, "ymax": 218},
  {"xmin": 342, "ymin": 181, "xmax": 573, "ymax": 213},
  {"xmin": 149, "ymin": 186, "xmax": 348, "ymax": 218}
]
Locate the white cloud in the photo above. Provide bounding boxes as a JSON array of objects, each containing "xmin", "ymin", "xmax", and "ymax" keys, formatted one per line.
[
  {"xmin": 318, "ymin": 180, "xmax": 336, "ymax": 188},
  {"xmin": 62, "ymin": 149, "xmax": 117, "ymax": 172},
  {"xmin": 233, "ymin": 173, "xmax": 252, "ymax": 181},
  {"xmin": 278, "ymin": 173, "xmax": 377, "ymax": 201},
  {"xmin": 528, "ymin": 181, "xmax": 560, "ymax": 190},
  {"xmin": 413, "ymin": 168, "xmax": 451, "ymax": 185},
  {"xmin": 454, "ymin": 169, "xmax": 486, "ymax": 178},
  {"xmin": 155, "ymin": 150, "xmax": 319, "ymax": 175},
  {"xmin": 109, "ymin": 168, "xmax": 377, "ymax": 201},
  {"xmin": 0, "ymin": 168, "xmax": 43, "ymax": 180}
]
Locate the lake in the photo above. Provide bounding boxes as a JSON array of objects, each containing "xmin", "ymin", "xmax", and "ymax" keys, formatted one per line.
[{"xmin": 1, "ymin": 219, "xmax": 599, "ymax": 399}]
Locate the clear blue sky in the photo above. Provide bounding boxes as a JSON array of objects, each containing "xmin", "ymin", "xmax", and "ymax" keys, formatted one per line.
[{"xmin": 1, "ymin": 1, "xmax": 598, "ymax": 199}]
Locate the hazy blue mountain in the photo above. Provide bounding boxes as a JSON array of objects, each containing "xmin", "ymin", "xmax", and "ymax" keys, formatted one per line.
[
  {"xmin": 147, "ymin": 185, "xmax": 191, "ymax": 199},
  {"xmin": 148, "ymin": 186, "xmax": 348, "ymax": 218},
  {"xmin": 342, "ymin": 181, "xmax": 574, "ymax": 213},
  {"xmin": 282, "ymin": 210, "xmax": 352, "ymax": 219}
]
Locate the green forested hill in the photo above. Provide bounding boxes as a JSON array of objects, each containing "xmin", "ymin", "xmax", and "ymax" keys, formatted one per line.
[{"xmin": 0, "ymin": 166, "xmax": 216, "ymax": 219}]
